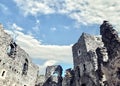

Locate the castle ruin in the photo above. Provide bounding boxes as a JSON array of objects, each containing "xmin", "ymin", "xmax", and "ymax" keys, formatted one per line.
[
  {"xmin": 0, "ymin": 21, "xmax": 120, "ymax": 86},
  {"xmin": 72, "ymin": 21, "xmax": 120, "ymax": 86}
]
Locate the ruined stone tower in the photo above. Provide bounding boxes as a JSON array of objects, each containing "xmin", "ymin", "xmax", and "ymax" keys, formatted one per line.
[
  {"xmin": 72, "ymin": 32, "xmax": 103, "ymax": 86},
  {"xmin": 72, "ymin": 21, "xmax": 120, "ymax": 86},
  {"xmin": 0, "ymin": 24, "xmax": 39, "ymax": 86}
]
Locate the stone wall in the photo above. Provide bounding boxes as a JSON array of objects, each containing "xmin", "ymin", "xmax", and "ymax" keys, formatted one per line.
[
  {"xmin": 0, "ymin": 24, "xmax": 39, "ymax": 86},
  {"xmin": 62, "ymin": 68, "xmax": 75, "ymax": 86},
  {"xmin": 98, "ymin": 21, "xmax": 120, "ymax": 86},
  {"xmin": 43, "ymin": 65, "xmax": 63, "ymax": 86},
  {"xmin": 72, "ymin": 32, "xmax": 104, "ymax": 86},
  {"xmin": 72, "ymin": 21, "xmax": 120, "ymax": 86}
]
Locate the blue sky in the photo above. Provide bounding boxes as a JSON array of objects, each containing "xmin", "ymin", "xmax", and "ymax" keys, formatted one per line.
[{"xmin": 0, "ymin": 0, "xmax": 120, "ymax": 74}]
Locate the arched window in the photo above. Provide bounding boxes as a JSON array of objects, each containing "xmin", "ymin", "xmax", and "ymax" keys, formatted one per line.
[
  {"xmin": 76, "ymin": 66, "xmax": 80, "ymax": 78},
  {"xmin": 1, "ymin": 71, "xmax": 5, "ymax": 76},
  {"xmin": 7, "ymin": 41, "xmax": 17, "ymax": 58},
  {"xmin": 22, "ymin": 59, "xmax": 29, "ymax": 75},
  {"xmin": 83, "ymin": 64, "xmax": 86, "ymax": 72},
  {"xmin": 25, "ymin": 58, "xmax": 28, "ymax": 63},
  {"xmin": 0, "ymin": 69, "xmax": 7, "ymax": 79}
]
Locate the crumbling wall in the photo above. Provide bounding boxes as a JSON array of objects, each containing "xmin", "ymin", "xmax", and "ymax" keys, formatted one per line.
[
  {"xmin": 0, "ymin": 24, "xmax": 39, "ymax": 86},
  {"xmin": 62, "ymin": 68, "xmax": 75, "ymax": 86},
  {"xmin": 100, "ymin": 21, "xmax": 120, "ymax": 59},
  {"xmin": 72, "ymin": 32, "xmax": 104, "ymax": 86},
  {"xmin": 43, "ymin": 65, "xmax": 63, "ymax": 86},
  {"xmin": 35, "ymin": 75, "xmax": 45, "ymax": 86},
  {"xmin": 72, "ymin": 33, "xmax": 87, "ymax": 69},
  {"xmin": 97, "ymin": 21, "xmax": 120, "ymax": 86}
]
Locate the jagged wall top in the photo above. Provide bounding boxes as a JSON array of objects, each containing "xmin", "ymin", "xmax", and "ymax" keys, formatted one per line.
[{"xmin": 100, "ymin": 20, "xmax": 120, "ymax": 59}]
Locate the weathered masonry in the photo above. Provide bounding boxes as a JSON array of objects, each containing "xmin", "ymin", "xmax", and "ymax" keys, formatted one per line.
[
  {"xmin": 43, "ymin": 65, "xmax": 63, "ymax": 86},
  {"xmin": 1, "ymin": 20, "xmax": 120, "ymax": 86},
  {"xmin": 72, "ymin": 33, "xmax": 103, "ymax": 86},
  {"xmin": 0, "ymin": 24, "xmax": 39, "ymax": 86},
  {"xmin": 72, "ymin": 21, "xmax": 120, "ymax": 86}
]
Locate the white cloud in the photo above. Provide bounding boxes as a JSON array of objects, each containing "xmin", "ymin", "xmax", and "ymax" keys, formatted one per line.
[
  {"xmin": 0, "ymin": 3, "xmax": 8, "ymax": 10},
  {"xmin": 0, "ymin": 3, "xmax": 10, "ymax": 15},
  {"xmin": 6, "ymin": 23, "xmax": 23, "ymax": 31},
  {"xmin": 13, "ymin": 0, "xmax": 120, "ymax": 31},
  {"xmin": 5, "ymin": 25, "xmax": 72, "ymax": 64},
  {"xmin": 13, "ymin": 0, "xmax": 66, "ymax": 16},
  {"xmin": 38, "ymin": 60, "xmax": 58, "ymax": 74},
  {"xmin": 63, "ymin": 26, "xmax": 70, "ymax": 30},
  {"xmin": 36, "ymin": 20, "xmax": 40, "ymax": 24},
  {"xmin": 32, "ymin": 24, "xmax": 40, "ymax": 33},
  {"xmin": 5, "ymin": 26, "xmax": 72, "ymax": 74},
  {"xmin": 12, "ymin": 23, "xmax": 23, "ymax": 31},
  {"xmin": 5, "ymin": 23, "xmax": 24, "ymax": 41},
  {"xmin": 32, "ymin": 19, "xmax": 41, "ymax": 35},
  {"xmin": 50, "ymin": 27, "xmax": 57, "ymax": 31},
  {"xmin": 13, "ymin": 0, "xmax": 56, "ymax": 16},
  {"xmin": 44, "ymin": 60, "xmax": 57, "ymax": 66},
  {"xmin": 59, "ymin": 0, "xmax": 120, "ymax": 29}
]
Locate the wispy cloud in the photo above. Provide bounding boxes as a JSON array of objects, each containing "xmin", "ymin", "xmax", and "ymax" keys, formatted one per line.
[
  {"xmin": 0, "ymin": 3, "xmax": 10, "ymax": 15},
  {"xmin": 63, "ymin": 26, "xmax": 70, "ymax": 30},
  {"xmin": 13, "ymin": 0, "xmax": 120, "ymax": 31},
  {"xmin": 13, "ymin": 0, "xmax": 56, "ymax": 16},
  {"xmin": 12, "ymin": 23, "xmax": 23, "ymax": 31},
  {"xmin": 50, "ymin": 27, "xmax": 57, "ymax": 31},
  {"xmin": 63, "ymin": 0, "xmax": 120, "ymax": 27},
  {"xmin": 6, "ymin": 22, "xmax": 23, "ymax": 31},
  {"xmin": 32, "ymin": 19, "xmax": 41, "ymax": 34},
  {"xmin": 16, "ymin": 32, "xmax": 72, "ymax": 63},
  {"xmin": 5, "ymin": 24, "xmax": 72, "ymax": 64}
]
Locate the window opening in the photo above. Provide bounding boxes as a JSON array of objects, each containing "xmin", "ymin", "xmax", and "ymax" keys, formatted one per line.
[
  {"xmin": 83, "ymin": 64, "xmax": 86, "ymax": 72},
  {"xmin": 78, "ymin": 49, "xmax": 81, "ymax": 56},
  {"xmin": 2, "ymin": 71, "xmax": 5, "ymax": 76},
  {"xmin": 81, "ymin": 83, "xmax": 86, "ymax": 86}
]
